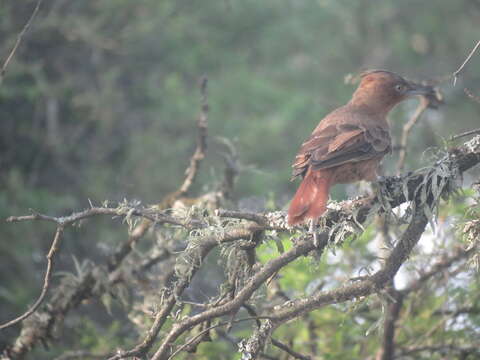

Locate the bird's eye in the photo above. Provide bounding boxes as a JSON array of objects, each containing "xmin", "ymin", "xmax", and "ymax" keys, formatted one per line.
[{"xmin": 395, "ymin": 84, "xmax": 405, "ymax": 92}]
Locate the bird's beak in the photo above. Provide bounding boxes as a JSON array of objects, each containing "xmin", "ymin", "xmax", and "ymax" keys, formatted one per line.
[
  {"xmin": 405, "ymin": 81, "xmax": 443, "ymax": 109},
  {"xmin": 405, "ymin": 81, "xmax": 435, "ymax": 97}
]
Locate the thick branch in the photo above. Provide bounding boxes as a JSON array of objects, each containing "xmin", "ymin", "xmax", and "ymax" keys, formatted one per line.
[
  {"xmin": 147, "ymin": 135, "xmax": 480, "ymax": 360},
  {"xmin": 4, "ymin": 135, "xmax": 480, "ymax": 360},
  {"xmin": 375, "ymin": 288, "xmax": 404, "ymax": 360},
  {"xmin": 241, "ymin": 205, "xmax": 428, "ymax": 359},
  {"xmin": 108, "ymin": 226, "xmax": 259, "ymax": 360},
  {"xmin": 374, "ymin": 244, "xmax": 475, "ymax": 360}
]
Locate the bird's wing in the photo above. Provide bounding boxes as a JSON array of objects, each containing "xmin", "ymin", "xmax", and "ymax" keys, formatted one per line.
[{"xmin": 292, "ymin": 123, "xmax": 390, "ymax": 178}]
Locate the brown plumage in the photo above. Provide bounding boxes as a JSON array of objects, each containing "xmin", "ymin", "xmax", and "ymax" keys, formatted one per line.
[{"xmin": 288, "ymin": 70, "xmax": 432, "ymax": 226}]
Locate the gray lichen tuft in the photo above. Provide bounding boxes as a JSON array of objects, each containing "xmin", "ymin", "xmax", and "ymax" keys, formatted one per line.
[
  {"xmin": 238, "ymin": 320, "xmax": 274, "ymax": 360},
  {"xmin": 464, "ymin": 134, "xmax": 480, "ymax": 154}
]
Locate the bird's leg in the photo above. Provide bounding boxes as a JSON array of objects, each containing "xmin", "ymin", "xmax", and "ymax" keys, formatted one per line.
[{"xmin": 309, "ymin": 218, "xmax": 319, "ymax": 247}]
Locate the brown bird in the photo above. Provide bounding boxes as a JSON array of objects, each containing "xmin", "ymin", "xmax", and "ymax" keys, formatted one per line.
[{"xmin": 287, "ymin": 70, "xmax": 432, "ymax": 237}]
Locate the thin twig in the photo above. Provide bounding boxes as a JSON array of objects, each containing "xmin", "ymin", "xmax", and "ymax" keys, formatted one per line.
[
  {"xmin": 396, "ymin": 96, "xmax": 430, "ymax": 175},
  {"xmin": 216, "ymin": 209, "xmax": 267, "ymax": 224},
  {"xmin": 400, "ymin": 245, "xmax": 475, "ymax": 296},
  {"xmin": 398, "ymin": 344, "xmax": 480, "ymax": 358},
  {"xmin": 178, "ymin": 76, "xmax": 209, "ymax": 195},
  {"xmin": 167, "ymin": 317, "xmax": 269, "ymax": 360},
  {"xmin": 271, "ymin": 339, "xmax": 311, "ymax": 360},
  {"xmin": 0, "ymin": 205, "xmax": 188, "ymax": 330},
  {"xmin": 449, "ymin": 127, "xmax": 480, "ymax": 141},
  {"xmin": 0, "ymin": 226, "xmax": 64, "ymax": 330},
  {"xmin": 126, "ymin": 76, "xmax": 210, "ymax": 245},
  {"xmin": 54, "ymin": 351, "xmax": 112, "ymax": 360},
  {"xmin": 2, "ymin": 225, "xmax": 177, "ymax": 358},
  {"xmin": 464, "ymin": 87, "xmax": 480, "ymax": 104},
  {"xmin": 0, "ymin": 0, "xmax": 43, "ymax": 85},
  {"xmin": 453, "ymin": 40, "xmax": 480, "ymax": 86},
  {"xmin": 6, "ymin": 206, "xmax": 187, "ymax": 228},
  {"xmin": 242, "ymin": 304, "xmax": 310, "ymax": 359},
  {"xmin": 102, "ymin": 77, "xmax": 210, "ymax": 359}
]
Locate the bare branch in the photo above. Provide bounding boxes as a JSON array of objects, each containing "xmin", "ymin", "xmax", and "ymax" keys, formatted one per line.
[
  {"xmin": 453, "ymin": 39, "xmax": 480, "ymax": 85},
  {"xmin": 432, "ymin": 306, "xmax": 480, "ymax": 317},
  {"xmin": 375, "ymin": 288, "xmax": 404, "ymax": 360},
  {"xmin": 374, "ymin": 243, "xmax": 477, "ymax": 360},
  {"xmin": 0, "ymin": 226, "xmax": 64, "ymax": 330},
  {"xmin": 396, "ymin": 96, "xmax": 430, "ymax": 175},
  {"xmin": 178, "ymin": 76, "xmax": 209, "ymax": 195},
  {"xmin": 167, "ymin": 317, "xmax": 267, "ymax": 360},
  {"xmin": 400, "ymin": 245, "xmax": 476, "ymax": 295},
  {"xmin": 1, "ymin": 204, "xmax": 188, "ymax": 353},
  {"xmin": 375, "ymin": 244, "xmax": 476, "ymax": 360},
  {"xmin": 53, "ymin": 351, "xmax": 112, "ymax": 360},
  {"xmin": 2, "ymin": 240, "xmax": 174, "ymax": 359},
  {"xmin": 108, "ymin": 226, "xmax": 260, "ymax": 360},
  {"xmin": 271, "ymin": 339, "xmax": 311, "ymax": 360},
  {"xmin": 450, "ymin": 127, "xmax": 480, "ymax": 141},
  {"xmin": 397, "ymin": 344, "xmax": 480, "ymax": 359},
  {"xmin": 0, "ymin": 0, "xmax": 43, "ymax": 86},
  {"xmin": 243, "ymin": 303, "xmax": 311, "ymax": 360},
  {"xmin": 138, "ymin": 135, "xmax": 480, "ymax": 360},
  {"xmin": 241, "ymin": 205, "xmax": 429, "ymax": 359},
  {"xmin": 464, "ymin": 87, "xmax": 480, "ymax": 104},
  {"xmin": 4, "ymin": 134, "xmax": 480, "ymax": 360},
  {"xmin": 6, "ymin": 205, "xmax": 188, "ymax": 228},
  {"xmin": 123, "ymin": 75, "xmax": 211, "ymax": 254}
]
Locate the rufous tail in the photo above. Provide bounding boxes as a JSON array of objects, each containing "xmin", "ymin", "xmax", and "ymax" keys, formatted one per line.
[{"xmin": 287, "ymin": 169, "xmax": 333, "ymax": 226}]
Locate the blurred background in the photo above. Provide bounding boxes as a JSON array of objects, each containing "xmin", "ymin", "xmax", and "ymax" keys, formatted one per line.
[{"xmin": 1, "ymin": 0, "xmax": 479, "ymax": 358}]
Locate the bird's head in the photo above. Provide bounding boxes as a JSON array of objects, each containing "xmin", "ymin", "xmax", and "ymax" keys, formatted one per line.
[{"xmin": 351, "ymin": 70, "xmax": 434, "ymax": 113}]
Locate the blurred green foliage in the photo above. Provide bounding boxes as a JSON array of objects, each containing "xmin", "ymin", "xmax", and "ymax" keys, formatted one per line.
[{"xmin": 1, "ymin": 0, "xmax": 480, "ymax": 358}]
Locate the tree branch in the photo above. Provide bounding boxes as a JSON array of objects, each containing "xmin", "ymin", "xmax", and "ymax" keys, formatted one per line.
[
  {"xmin": 178, "ymin": 76, "xmax": 209, "ymax": 195},
  {"xmin": 397, "ymin": 344, "xmax": 480, "ymax": 359},
  {"xmin": 141, "ymin": 135, "xmax": 480, "ymax": 360},
  {"xmin": 453, "ymin": 39, "xmax": 480, "ymax": 85},
  {"xmin": 4, "ymin": 134, "xmax": 480, "ymax": 360},
  {"xmin": 5, "ymin": 205, "xmax": 187, "ymax": 228},
  {"xmin": 0, "ymin": 0, "xmax": 43, "ymax": 86},
  {"xmin": 271, "ymin": 339, "xmax": 312, "ymax": 360},
  {"xmin": 396, "ymin": 96, "xmax": 430, "ymax": 175},
  {"xmin": 0, "ymin": 226, "xmax": 64, "ymax": 330},
  {"xmin": 450, "ymin": 127, "xmax": 480, "ymax": 141}
]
